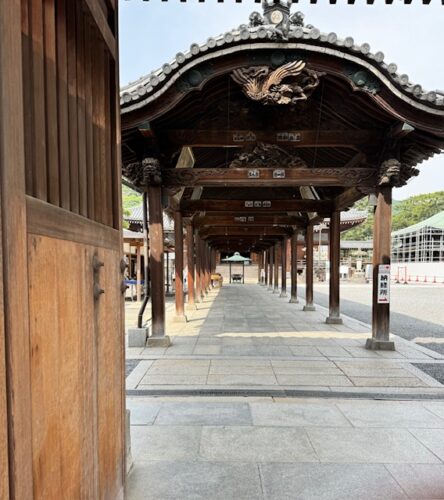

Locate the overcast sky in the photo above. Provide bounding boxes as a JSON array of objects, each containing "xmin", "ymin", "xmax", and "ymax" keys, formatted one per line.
[{"xmin": 119, "ymin": 0, "xmax": 444, "ymax": 200}]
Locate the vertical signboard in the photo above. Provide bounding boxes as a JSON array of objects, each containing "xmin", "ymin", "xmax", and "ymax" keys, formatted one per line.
[{"xmin": 377, "ymin": 264, "xmax": 391, "ymax": 303}]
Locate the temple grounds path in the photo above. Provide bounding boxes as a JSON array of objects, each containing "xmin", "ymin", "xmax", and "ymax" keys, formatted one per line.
[{"xmin": 125, "ymin": 283, "xmax": 444, "ymax": 499}]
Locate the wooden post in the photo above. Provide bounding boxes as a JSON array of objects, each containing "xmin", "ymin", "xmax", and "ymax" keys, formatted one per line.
[
  {"xmin": 0, "ymin": 2, "xmax": 33, "ymax": 495},
  {"xmin": 264, "ymin": 250, "xmax": 269, "ymax": 286},
  {"xmin": 268, "ymin": 245, "xmax": 274, "ymax": 290},
  {"xmin": 366, "ymin": 186, "xmax": 395, "ymax": 350},
  {"xmin": 195, "ymin": 232, "xmax": 202, "ymax": 302},
  {"xmin": 257, "ymin": 252, "xmax": 262, "ymax": 284},
  {"xmin": 173, "ymin": 211, "xmax": 187, "ymax": 321},
  {"xmin": 136, "ymin": 245, "xmax": 142, "ymax": 301},
  {"xmin": 147, "ymin": 186, "xmax": 168, "ymax": 344},
  {"xmin": 273, "ymin": 241, "xmax": 279, "ymax": 293},
  {"xmin": 280, "ymin": 236, "xmax": 288, "ymax": 297},
  {"xmin": 289, "ymin": 232, "xmax": 299, "ymax": 303},
  {"xmin": 186, "ymin": 221, "xmax": 196, "ymax": 309},
  {"xmin": 303, "ymin": 225, "xmax": 316, "ymax": 311},
  {"xmin": 326, "ymin": 210, "xmax": 342, "ymax": 324}
]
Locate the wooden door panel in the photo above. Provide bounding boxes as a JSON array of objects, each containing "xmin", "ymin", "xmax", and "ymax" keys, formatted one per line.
[
  {"xmin": 97, "ymin": 247, "xmax": 124, "ymax": 499},
  {"xmin": 28, "ymin": 234, "xmax": 98, "ymax": 499}
]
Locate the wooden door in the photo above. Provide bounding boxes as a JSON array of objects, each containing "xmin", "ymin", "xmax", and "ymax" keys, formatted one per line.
[{"xmin": 1, "ymin": 1, "xmax": 125, "ymax": 498}]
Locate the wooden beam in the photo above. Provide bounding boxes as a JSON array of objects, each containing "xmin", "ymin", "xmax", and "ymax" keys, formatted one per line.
[
  {"xmin": 334, "ymin": 187, "xmax": 365, "ymax": 211},
  {"xmin": 163, "ymin": 168, "xmax": 377, "ymax": 188},
  {"xmin": 200, "ymin": 227, "xmax": 292, "ymax": 238},
  {"xmin": 181, "ymin": 199, "xmax": 333, "ymax": 214},
  {"xmin": 280, "ymin": 237, "xmax": 288, "ymax": 297},
  {"xmin": 289, "ymin": 232, "xmax": 299, "ymax": 303},
  {"xmin": 185, "ymin": 221, "xmax": 195, "ymax": 308},
  {"xmin": 194, "ymin": 215, "xmax": 305, "ymax": 228},
  {"xmin": 166, "ymin": 129, "xmax": 382, "ymax": 148},
  {"xmin": 173, "ymin": 212, "xmax": 186, "ymax": 319}
]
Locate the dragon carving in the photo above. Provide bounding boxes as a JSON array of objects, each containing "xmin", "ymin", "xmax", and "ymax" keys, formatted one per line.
[
  {"xmin": 232, "ymin": 61, "xmax": 322, "ymax": 105},
  {"xmin": 122, "ymin": 157, "xmax": 162, "ymax": 189}
]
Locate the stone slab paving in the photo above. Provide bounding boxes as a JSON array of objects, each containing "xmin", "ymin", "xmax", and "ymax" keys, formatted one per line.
[
  {"xmin": 126, "ymin": 284, "xmax": 444, "ymax": 396},
  {"xmin": 126, "ymin": 396, "xmax": 444, "ymax": 499}
]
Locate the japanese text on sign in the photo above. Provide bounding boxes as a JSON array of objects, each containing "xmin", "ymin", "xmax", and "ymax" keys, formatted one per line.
[{"xmin": 377, "ymin": 265, "xmax": 390, "ymax": 304}]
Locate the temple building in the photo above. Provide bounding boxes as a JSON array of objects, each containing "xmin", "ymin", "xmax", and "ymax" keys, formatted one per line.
[{"xmin": 120, "ymin": 1, "xmax": 444, "ymax": 350}]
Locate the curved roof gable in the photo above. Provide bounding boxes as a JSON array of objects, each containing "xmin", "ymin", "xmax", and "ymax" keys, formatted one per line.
[{"xmin": 120, "ymin": 6, "xmax": 444, "ymax": 116}]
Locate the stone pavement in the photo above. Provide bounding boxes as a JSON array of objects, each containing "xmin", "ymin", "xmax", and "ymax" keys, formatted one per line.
[
  {"xmin": 126, "ymin": 284, "xmax": 444, "ymax": 499},
  {"xmin": 126, "ymin": 284, "xmax": 444, "ymax": 397},
  {"xmin": 127, "ymin": 396, "xmax": 444, "ymax": 499}
]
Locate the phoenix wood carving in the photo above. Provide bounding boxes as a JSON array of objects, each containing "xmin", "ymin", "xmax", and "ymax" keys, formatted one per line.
[
  {"xmin": 231, "ymin": 61, "xmax": 322, "ymax": 105},
  {"xmin": 230, "ymin": 142, "xmax": 307, "ymax": 169}
]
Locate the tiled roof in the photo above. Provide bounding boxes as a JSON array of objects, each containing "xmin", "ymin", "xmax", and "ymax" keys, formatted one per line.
[
  {"xmin": 125, "ymin": 204, "xmax": 174, "ymax": 231},
  {"xmin": 120, "ymin": 8, "xmax": 444, "ymax": 112}
]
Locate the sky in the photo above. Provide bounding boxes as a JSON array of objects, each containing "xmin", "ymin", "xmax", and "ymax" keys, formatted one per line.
[{"xmin": 118, "ymin": 0, "xmax": 444, "ymax": 200}]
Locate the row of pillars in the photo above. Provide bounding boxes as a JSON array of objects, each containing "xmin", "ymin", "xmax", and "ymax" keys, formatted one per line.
[
  {"xmin": 257, "ymin": 227, "xmax": 318, "ymax": 312},
  {"xmin": 147, "ymin": 185, "xmax": 393, "ymax": 350},
  {"xmin": 146, "ymin": 186, "xmax": 216, "ymax": 345},
  {"xmin": 256, "ymin": 189, "xmax": 394, "ymax": 350}
]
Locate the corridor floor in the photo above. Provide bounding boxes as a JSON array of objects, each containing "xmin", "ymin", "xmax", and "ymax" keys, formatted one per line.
[
  {"xmin": 126, "ymin": 284, "xmax": 444, "ymax": 396},
  {"xmin": 126, "ymin": 285, "xmax": 444, "ymax": 499}
]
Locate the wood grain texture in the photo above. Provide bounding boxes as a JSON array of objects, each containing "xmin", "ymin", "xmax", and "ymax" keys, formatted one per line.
[
  {"xmin": 26, "ymin": 196, "xmax": 120, "ymax": 250},
  {"xmin": 0, "ymin": 1, "xmax": 33, "ymax": 497}
]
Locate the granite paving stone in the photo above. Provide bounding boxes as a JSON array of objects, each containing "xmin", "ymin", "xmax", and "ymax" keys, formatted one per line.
[
  {"xmin": 200, "ymin": 426, "xmax": 318, "ymax": 462},
  {"xmin": 131, "ymin": 425, "xmax": 201, "ymax": 461},
  {"xmin": 127, "ymin": 461, "xmax": 263, "ymax": 500},
  {"xmin": 307, "ymin": 428, "xmax": 441, "ymax": 463},
  {"xmin": 250, "ymin": 402, "xmax": 352, "ymax": 427},
  {"xmin": 337, "ymin": 401, "xmax": 444, "ymax": 428},
  {"xmin": 408, "ymin": 428, "xmax": 444, "ymax": 461},
  {"xmin": 154, "ymin": 402, "xmax": 253, "ymax": 426},
  {"xmin": 259, "ymin": 463, "xmax": 407, "ymax": 499},
  {"xmin": 385, "ymin": 464, "xmax": 444, "ymax": 499}
]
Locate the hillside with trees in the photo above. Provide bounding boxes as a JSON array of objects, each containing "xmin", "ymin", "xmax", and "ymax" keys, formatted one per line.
[
  {"xmin": 122, "ymin": 185, "xmax": 142, "ymax": 228},
  {"xmin": 342, "ymin": 191, "xmax": 444, "ymax": 240}
]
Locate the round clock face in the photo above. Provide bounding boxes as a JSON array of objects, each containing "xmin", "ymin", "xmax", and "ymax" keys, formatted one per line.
[{"xmin": 270, "ymin": 10, "xmax": 283, "ymax": 25}]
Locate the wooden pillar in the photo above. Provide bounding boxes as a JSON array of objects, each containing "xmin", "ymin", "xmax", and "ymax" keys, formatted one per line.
[
  {"xmin": 280, "ymin": 237, "xmax": 288, "ymax": 297},
  {"xmin": 136, "ymin": 245, "xmax": 142, "ymax": 301},
  {"xmin": 264, "ymin": 250, "xmax": 269, "ymax": 286},
  {"xmin": 273, "ymin": 241, "xmax": 279, "ymax": 293},
  {"xmin": 147, "ymin": 186, "xmax": 167, "ymax": 342},
  {"xmin": 289, "ymin": 232, "xmax": 299, "ymax": 303},
  {"xmin": 303, "ymin": 225, "xmax": 316, "ymax": 311},
  {"xmin": 367, "ymin": 186, "xmax": 395, "ymax": 350},
  {"xmin": 195, "ymin": 232, "xmax": 202, "ymax": 302},
  {"xmin": 326, "ymin": 210, "xmax": 342, "ymax": 324},
  {"xmin": 173, "ymin": 211, "xmax": 186, "ymax": 321},
  {"xmin": 257, "ymin": 252, "xmax": 262, "ymax": 284},
  {"xmin": 268, "ymin": 245, "xmax": 274, "ymax": 290},
  {"xmin": 186, "ymin": 221, "xmax": 196, "ymax": 309}
]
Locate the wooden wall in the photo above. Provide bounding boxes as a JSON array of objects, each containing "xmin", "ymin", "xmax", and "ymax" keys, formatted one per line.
[
  {"xmin": 21, "ymin": 0, "xmax": 119, "ymax": 227},
  {"xmin": 1, "ymin": 1, "xmax": 124, "ymax": 498}
]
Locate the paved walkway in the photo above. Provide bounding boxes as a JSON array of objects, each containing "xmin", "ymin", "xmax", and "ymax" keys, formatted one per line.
[
  {"xmin": 126, "ymin": 284, "xmax": 444, "ymax": 499},
  {"xmin": 126, "ymin": 284, "xmax": 444, "ymax": 396},
  {"xmin": 126, "ymin": 396, "xmax": 444, "ymax": 499}
]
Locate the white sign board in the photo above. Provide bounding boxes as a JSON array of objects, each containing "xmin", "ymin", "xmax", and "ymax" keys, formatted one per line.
[{"xmin": 377, "ymin": 264, "xmax": 391, "ymax": 304}]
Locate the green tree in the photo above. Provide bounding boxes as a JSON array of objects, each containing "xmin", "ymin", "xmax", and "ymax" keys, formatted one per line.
[
  {"xmin": 342, "ymin": 191, "xmax": 444, "ymax": 240},
  {"xmin": 122, "ymin": 185, "xmax": 142, "ymax": 229}
]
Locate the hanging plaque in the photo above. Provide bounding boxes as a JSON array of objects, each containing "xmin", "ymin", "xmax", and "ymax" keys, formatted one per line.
[{"xmin": 377, "ymin": 264, "xmax": 391, "ymax": 304}]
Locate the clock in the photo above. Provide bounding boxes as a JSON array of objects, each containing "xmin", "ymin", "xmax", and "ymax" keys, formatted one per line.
[{"xmin": 270, "ymin": 10, "xmax": 284, "ymax": 25}]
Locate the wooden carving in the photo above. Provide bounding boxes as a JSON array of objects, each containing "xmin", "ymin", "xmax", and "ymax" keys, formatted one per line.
[
  {"xmin": 230, "ymin": 143, "xmax": 307, "ymax": 169},
  {"xmin": 379, "ymin": 159, "xmax": 419, "ymax": 187},
  {"xmin": 122, "ymin": 157, "xmax": 162, "ymax": 188},
  {"xmin": 232, "ymin": 61, "xmax": 322, "ymax": 105}
]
